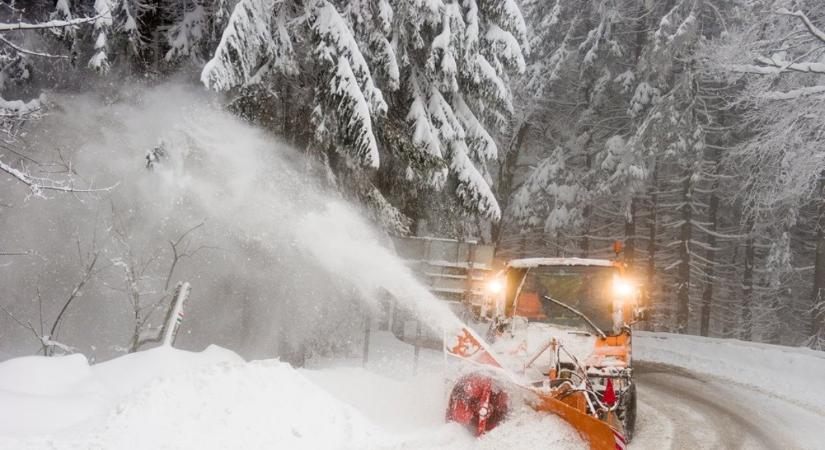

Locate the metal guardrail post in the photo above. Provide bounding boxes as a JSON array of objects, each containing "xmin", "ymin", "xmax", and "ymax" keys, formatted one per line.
[{"xmin": 162, "ymin": 282, "xmax": 191, "ymax": 347}]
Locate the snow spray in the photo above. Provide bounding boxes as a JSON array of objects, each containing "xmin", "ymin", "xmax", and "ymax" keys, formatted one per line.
[{"xmin": 7, "ymin": 83, "xmax": 463, "ymax": 359}]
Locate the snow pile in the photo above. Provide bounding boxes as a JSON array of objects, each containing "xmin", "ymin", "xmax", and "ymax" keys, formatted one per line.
[
  {"xmin": 0, "ymin": 345, "xmax": 242, "ymax": 438},
  {"xmin": 635, "ymin": 331, "xmax": 825, "ymax": 412},
  {"xmin": 85, "ymin": 360, "xmax": 383, "ymax": 450},
  {"xmin": 0, "ymin": 349, "xmax": 381, "ymax": 450},
  {"xmin": 0, "ymin": 337, "xmax": 585, "ymax": 450},
  {"xmin": 0, "ymin": 354, "xmax": 104, "ymax": 436}
]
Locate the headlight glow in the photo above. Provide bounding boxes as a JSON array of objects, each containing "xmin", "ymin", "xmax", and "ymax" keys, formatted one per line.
[
  {"xmin": 613, "ymin": 278, "xmax": 635, "ymax": 297},
  {"xmin": 487, "ymin": 279, "xmax": 504, "ymax": 294}
]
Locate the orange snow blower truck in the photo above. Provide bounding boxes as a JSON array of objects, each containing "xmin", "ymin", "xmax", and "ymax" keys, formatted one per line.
[{"xmin": 444, "ymin": 244, "xmax": 648, "ymax": 449}]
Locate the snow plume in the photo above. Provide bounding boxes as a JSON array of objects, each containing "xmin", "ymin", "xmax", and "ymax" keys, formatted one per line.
[{"xmin": 0, "ymin": 83, "xmax": 461, "ymax": 362}]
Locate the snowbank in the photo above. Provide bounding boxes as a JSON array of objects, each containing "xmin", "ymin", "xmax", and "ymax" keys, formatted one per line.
[
  {"xmin": 86, "ymin": 360, "xmax": 384, "ymax": 450},
  {"xmin": 635, "ymin": 331, "xmax": 825, "ymax": 412},
  {"xmin": 0, "ymin": 353, "xmax": 105, "ymax": 436},
  {"xmin": 0, "ymin": 335, "xmax": 585, "ymax": 450},
  {"xmin": 0, "ymin": 345, "xmax": 242, "ymax": 438},
  {"xmin": 0, "ymin": 351, "xmax": 382, "ymax": 450}
]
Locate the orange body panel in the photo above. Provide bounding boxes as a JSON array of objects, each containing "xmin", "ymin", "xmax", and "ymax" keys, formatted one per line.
[
  {"xmin": 587, "ymin": 332, "xmax": 631, "ymax": 367},
  {"xmin": 514, "ymin": 292, "xmax": 548, "ymax": 320}
]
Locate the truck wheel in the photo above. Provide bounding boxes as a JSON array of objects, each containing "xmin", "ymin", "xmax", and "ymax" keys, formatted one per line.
[{"xmin": 618, "ymin": 383, "xmax": 637, "ymax": 442}]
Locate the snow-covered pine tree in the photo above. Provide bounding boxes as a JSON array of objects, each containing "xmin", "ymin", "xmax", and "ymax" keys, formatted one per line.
[
  {"xmin": 503, "ymin": 0, "xmax": 648, "ymax": 258},
  {"xmin": 89, "ymin": 0, "xmax": 115, "ymax": 71},
  {"xmin": 708, "ymin": 0, "xmax": 825, "ymax": 348},
  {"xmin": 198, "ymin": 0, "xmax": 529, "ymax": 229},
  {"xmin": 500, "ymin": 0, "xmax": 754, "ymax": 339}
]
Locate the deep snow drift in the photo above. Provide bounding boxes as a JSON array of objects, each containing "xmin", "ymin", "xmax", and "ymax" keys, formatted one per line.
[{"xmin": 0, "ymin": 334, "xmax": 585, "ymax": 450}]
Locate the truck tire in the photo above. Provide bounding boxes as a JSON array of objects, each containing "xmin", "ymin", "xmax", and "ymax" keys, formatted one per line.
[{"xmin": 618, "ymin": 383, "xmax": 637, "ymax": 442}]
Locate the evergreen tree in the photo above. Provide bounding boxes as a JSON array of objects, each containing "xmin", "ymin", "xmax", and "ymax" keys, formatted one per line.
[{"xmin": 197, "ymin": 0, "xmax": 529, "ymax": 229}]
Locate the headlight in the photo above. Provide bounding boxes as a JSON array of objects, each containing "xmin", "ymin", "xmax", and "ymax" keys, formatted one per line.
[
  {"xmin": 613, "ymin": 277, "xmax": 635, "ymax": 297},
  {"xmin": 487, "ymin": 279, "xmax": 504, "ymax": 294}
]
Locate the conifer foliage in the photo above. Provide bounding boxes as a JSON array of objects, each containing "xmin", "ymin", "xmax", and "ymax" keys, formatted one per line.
[
  {"xmin": 199, "ymin": 0, "xmax": 529, "ymax": 222},
  {"xmin": 497, "ymin": 0, "xmax": 825, "ymax": 349}
]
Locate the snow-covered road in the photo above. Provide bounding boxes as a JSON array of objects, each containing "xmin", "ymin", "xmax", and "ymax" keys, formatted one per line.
[
  {"xmin": 631, "ymin": 362, "xmax": 824, "ymax": 450},
  {"xmin": 630, "ymin": 333, "xmax": 825, "ymax": 450}
]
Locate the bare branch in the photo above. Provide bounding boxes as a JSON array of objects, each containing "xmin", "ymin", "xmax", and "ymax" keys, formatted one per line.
[
  {"xmin": 776, "ymin": 9, "xmax": 825, "ymax": 45},
  {"xmin": 1, "ymin": 157, "xmax": 118, "ymax": 196},
  {"xmin": 1, "ymin": 305, "xmax": 33, "ymax": 332},
  {"xmin": 48, "ymin": 251, "xmax": 100, "ymax": 346},
  {"xmin": 1, "ymin": 305, "xmax": 46, "ymax": 354},
  {"xmin": 164, "ymin": 222, "xmax": 205, "ymax": 291},
  {"xmin": 755, "ymin": 55, "xmax": 825, "ymax": 74},
  {"xmin": 0, "ymin": 35, "xmax": 70, "ymax": 59},
  {"xmin": 0, "ymin": 15, "xmax": 101, "ymax": 32},
  {"xmin": 762, "ymin": 85, "xmax": 825, "ymax": 100}
]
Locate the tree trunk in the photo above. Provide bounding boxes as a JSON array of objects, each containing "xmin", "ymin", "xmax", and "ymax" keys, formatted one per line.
[
  {"xmin": 624, "ymin": 198, "xmax": 637, "ymax": 265},
  {"xmin": 492, "ymin": 121, "xmax": 529, "ymax": 247},
  {"xmin": 282, "ymin": 75, "xmax": 292, "ymax": 142},
  {"xmin": 676, "ymin": 171, "xmax": 692, "ymax": 333},
  {"xmin": 580, "ymin": 140, "xmax": 594, "ymax": 258},
  {"xmin": 741, "ymin": 228, "xmax": 755, "ymax": 341},
  {"xmin": 699, "ymin": 190, "xmax": 718, "ymax": 337},
  {"xmin": 646, "ymin": 163, "xmax": 659, "ymax": 330},
  {"xmin": 700, "ymin": 141, "xmax": 722, "ymax": 337},
  {"xmin": 810, "ymin": 182, "xmax": 825, "ymax": 346},
  {"xmin": 130, "ymin": 307, "xmax": 141, "ymax": 353}
]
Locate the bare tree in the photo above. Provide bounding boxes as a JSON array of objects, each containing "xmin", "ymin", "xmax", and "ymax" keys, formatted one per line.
[
  {"xmin": 1, "ymin": 239, "xmax": 103, "ymax": 356},
  {"xmin": 107, "ymin": 206, "xmax": 210, "ymax": 353}
]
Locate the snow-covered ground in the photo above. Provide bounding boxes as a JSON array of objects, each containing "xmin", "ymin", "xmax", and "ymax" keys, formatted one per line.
[
  {"xmin": 633, "ymin": 332, "xmax": 825, "ymax": 450},
  {"xmin": 635, "ymin": 331, "xmax": 825, "ymax": 413},
  {"xmin": 0, "ymin": 332, "xmax": 583, "ymax": 450},
  {"xmin": 1, "ymin": 330, "xmax": 823, "ymax": 450}
]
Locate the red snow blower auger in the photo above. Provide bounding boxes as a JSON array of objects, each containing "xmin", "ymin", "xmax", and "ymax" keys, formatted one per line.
[{"xmin": 446, "ymin": 373, "xmax": 509, "ymax": 436}]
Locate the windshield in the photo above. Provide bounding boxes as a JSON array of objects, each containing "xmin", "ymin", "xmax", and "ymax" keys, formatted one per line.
[{"xmin": 505, "ymin": 265, "xmax": 618, "ymax": 334}]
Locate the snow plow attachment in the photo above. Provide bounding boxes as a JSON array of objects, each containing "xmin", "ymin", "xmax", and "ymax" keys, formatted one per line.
[
  {"xmin": 535, "ymin": 395, "xmax": 626, "ymax": 450},
  {"xmin": 445, "ymin": 327, "xmax": 626, "ymax": 449}
]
